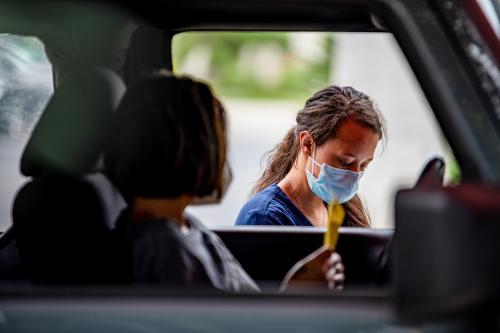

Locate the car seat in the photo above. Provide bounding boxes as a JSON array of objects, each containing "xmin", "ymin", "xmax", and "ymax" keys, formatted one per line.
[{"xmin": 12, "ymin": 66, "xmax": 127, "ymax": 284}]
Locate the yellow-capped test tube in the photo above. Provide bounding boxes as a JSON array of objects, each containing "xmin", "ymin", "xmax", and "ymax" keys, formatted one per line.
[{"xmin": 323, "ymin": 201, "xmax": 345, "ymax": 251}]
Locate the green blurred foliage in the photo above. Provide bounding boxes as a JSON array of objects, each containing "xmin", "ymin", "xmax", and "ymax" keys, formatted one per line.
[
  {"xmin": 172, "ymin": 32, "xmax": 333, "ymax": 100},
  {"xmin": 446, "ymin": 155, "xmax": 462, "ymax": 185}
]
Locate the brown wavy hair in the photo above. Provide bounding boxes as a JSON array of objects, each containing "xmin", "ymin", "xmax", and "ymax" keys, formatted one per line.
[{"xmin": 253, "ymin": 85, "xmax": 385, "ymax": 227}]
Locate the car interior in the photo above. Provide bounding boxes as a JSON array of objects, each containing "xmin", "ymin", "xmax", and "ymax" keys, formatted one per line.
[{"xmin": 0, "ymin": 0, "xmax": 499, "ymax": 331}]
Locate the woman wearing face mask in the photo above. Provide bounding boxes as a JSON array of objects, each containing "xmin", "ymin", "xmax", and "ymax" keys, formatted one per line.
[{"xmin": 235, "ymin": 85, "xmax": 385, "ymax": 227}]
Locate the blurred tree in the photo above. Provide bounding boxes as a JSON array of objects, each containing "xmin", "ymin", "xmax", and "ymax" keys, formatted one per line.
[
  {"xmin": 446, "ymin": 156, "xmax": 461, "ymax": 185},
  {"xmin": 173, "ymin": 32, "xmax": 333, "ymax": 100}
]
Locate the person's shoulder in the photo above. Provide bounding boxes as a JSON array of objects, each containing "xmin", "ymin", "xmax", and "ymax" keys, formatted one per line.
[
  {"xmin": 116, "ymin": 217, "xmax": 182, "ymax": 249},
  {"xmin": 188, "ymin": 217, "xmax": 260, "ymax": 292},
  {"xmin": 235, "ymin": 184, "xmax": 293, "ymax": 226},
  {"xmin": 248, "ymin": 184, "xmax": 282, "ymax": 203}
]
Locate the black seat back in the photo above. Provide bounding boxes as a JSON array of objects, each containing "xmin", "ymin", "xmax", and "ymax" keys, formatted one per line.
[
  {"xmin": 12, "ymin": 66, "xmax": 126, "ymax": 284},
  {"xmin": 13, "ymin": 174, "xmax": 127, "ymax": 283}
]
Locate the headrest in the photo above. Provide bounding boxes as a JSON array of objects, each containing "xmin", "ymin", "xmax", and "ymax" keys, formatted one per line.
[{"xmin": 20, "ymin": 67, "xmax": 126, "ymax": 177}]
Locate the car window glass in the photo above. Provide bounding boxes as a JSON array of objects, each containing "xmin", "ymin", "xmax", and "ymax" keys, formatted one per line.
[
  {"xmin": 173, "ymin": 32, "xmax": 459, "ymax": 229},
  {"xmin": 0, "ymin": 35, "xmax": 53, "ymax": 231}
]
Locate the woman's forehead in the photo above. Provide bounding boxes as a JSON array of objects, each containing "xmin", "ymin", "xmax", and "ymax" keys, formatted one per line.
[
  {"xmin": 319, "ymin": 121, "xmax": 379, "ymax": 158},
  {"xmin": 335, "ymin": 119, "xmax": 379, "ymax": 142}
]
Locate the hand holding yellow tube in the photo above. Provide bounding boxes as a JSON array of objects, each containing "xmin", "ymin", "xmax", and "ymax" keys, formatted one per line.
[{"xmin": 323, "ymin": 201, "xmax": 345, "ymax": 251}]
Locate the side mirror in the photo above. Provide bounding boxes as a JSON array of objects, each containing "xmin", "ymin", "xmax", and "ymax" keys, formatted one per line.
[
  {"xmin": 413, "ymin": 156, "xmax": 445, "ymax": 188},
  {"xmin": 394, "ymin": 184, "xmax": 500, "ymax": 318},
  {"xmin": 375, "ymin": 157, "xmax": 446, "ymax": 284}
]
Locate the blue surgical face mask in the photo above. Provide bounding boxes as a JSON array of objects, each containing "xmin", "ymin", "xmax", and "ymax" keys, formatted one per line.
[{"xmin": 306, "ymin": 156, "xmax": 363, "ymax": 204}]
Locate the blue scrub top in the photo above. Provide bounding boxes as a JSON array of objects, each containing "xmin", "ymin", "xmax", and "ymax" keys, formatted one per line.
[{"xmin": 234, "ymin": 184, "xmax": 313, "ymax": 226}]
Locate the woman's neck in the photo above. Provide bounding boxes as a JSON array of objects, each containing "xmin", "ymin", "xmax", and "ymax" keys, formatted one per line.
[
  {"xmin": 278, "ymin": 162, "xmax": 326, "ymax": 226},
  {"xmin": 131, "ymin": 195, "xmax": 193, "ymax": 227}
]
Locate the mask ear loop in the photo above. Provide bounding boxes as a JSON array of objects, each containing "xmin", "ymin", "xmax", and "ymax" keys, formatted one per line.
[
  {"xmin": 308, "ymin": 140, "xmax": 321, "ymax": 181},
  {"xmin": 312, "ymin": 142, "xmax": 317, "ymax": 178}
]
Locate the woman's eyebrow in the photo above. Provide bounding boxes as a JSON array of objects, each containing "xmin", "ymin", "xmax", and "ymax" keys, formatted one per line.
[
  {"xmin": 338, "ymin": 153, "xmax": 357, "ymax": 160},
  {"xmin": 338, "ymin": 154, "xmax": 374, "ymax": 163}
]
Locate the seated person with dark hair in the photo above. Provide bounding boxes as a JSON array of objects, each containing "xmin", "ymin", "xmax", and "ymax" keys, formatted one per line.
[{"xmin": 104, "ymin": 70, "xmax": 345, "ymax": 292}]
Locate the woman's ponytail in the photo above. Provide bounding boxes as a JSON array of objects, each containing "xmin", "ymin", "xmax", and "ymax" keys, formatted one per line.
[
  {"xmin": 343, "ymin": 194, "xmax": 371, "ymax": 227},
  {"xmin": 252, "ymin": 126, "xmax": 299, "ymax": 194}
]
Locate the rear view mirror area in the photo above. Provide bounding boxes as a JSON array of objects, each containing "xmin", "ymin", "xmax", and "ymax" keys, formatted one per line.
[
  {"xmin": 394, "ymin": 184, "xmax": 500, "ymax": 319},
  {"xmin": 413, "ymin": 157, "xmax": 445, "ymax": 189}
]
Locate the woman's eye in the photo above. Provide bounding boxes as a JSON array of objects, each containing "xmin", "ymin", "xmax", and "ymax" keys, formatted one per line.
[{"xmin": 339, "ymin": 160, "xmax": 351, "ymax": 167}]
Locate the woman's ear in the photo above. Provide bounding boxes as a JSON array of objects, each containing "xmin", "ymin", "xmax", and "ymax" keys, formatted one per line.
[{"xmin": 299, "ymin": 131, "xmax": 314, "ymax": 157}]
